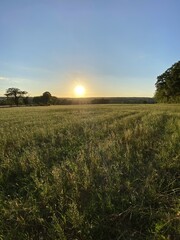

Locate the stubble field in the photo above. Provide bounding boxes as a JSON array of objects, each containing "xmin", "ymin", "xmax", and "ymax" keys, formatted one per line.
[{"xmin": 0, "ymin": 104, "xmax": 180, "ymax": 239}]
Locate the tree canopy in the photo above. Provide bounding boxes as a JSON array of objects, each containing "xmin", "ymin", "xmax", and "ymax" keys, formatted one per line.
[
  {"xmin": 42, "ymin": 91, "xmax": 52, "ymax": 105},
  {"xmin": 155, "ymin": 61, "xmax": 180, "ymax": 103},
  {"xmin": 5, "ymin": 88, "xmax": 28, "ymax": 106}
]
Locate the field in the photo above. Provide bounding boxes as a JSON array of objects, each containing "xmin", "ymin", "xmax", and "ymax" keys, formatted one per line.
[{"xmin": 0, "ymin": 104, "xmax": 180, "ymax": 240}]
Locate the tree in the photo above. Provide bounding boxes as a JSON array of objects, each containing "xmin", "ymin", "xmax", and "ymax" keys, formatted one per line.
[
  {"xmin": 5, "ymin": 88, "xmax": 28, "ymax": 106},
  {"xmin": 155, "ymin": 61, "xmax": 180, "ymax": 103},
  {"xmin": 42, "ymin": 91, "xmax": 51, "ymax": 105},
  {"xmin": 33, "ymin": 92, "xmax": 52, "ymax": 105}
]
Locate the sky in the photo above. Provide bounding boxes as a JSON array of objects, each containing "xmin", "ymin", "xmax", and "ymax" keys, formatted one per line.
[{"xmin": 0, "ymin": 0, "xmax": 180, "ymax": 97}]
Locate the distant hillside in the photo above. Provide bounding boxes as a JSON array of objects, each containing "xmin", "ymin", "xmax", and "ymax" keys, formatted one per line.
[
  {"xmin": 60, "ymin": 97, "xmax": 155, "ymax": 104},
  {"xmin": 108, "ymin": 97, "xmax": 155, "ymax": 104}
]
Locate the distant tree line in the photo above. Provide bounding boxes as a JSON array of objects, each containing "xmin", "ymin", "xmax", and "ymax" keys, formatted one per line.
[
  {"xmin": 91, "ymin": 98, "xmax": 110, "ymax": 104},
  {"xmin": 0, "ymin": 88, "xmax": 74, "ymax": 106},
  {"xmin": 33, "ymin": 92, "xmax": 74, "ymax": 105},
  {"xmin": 0, "ymin": 92, "xmax": 155, "ymax": 106}
]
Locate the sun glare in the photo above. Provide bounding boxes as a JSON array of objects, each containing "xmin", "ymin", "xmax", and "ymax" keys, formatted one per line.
[{"xmin": 74, "ymin": 85, "xmax": 85, "ymax": 97}]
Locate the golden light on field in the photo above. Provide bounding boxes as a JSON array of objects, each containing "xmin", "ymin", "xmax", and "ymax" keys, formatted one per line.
[{"xmin": 74, "ymin": 85, "xmax": 85, "ymax": 97}]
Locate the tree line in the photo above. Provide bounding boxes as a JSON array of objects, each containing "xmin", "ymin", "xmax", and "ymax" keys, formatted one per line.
[{"xmin": 0, "ymin": 89, "xmax": 73, "ymax": 106}]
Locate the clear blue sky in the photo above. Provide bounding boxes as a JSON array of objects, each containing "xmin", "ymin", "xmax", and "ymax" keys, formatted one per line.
[{"xmin": 0, "ymin": 0, "xmax": 180, "ymax": 97}]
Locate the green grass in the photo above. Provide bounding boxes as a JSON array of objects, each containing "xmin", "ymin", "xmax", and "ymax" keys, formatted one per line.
[{"xmin": 0, "ymin": 104, "xmax": 180, "ymax": 240}]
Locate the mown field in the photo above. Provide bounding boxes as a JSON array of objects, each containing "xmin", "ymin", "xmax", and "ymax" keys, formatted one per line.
[{"xmin": 0, "ymin": 104, "xmax": 180, "ymax": 240}]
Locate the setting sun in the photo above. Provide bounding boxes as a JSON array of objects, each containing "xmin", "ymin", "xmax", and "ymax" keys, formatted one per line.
[{"xmin": 74, "ymin": 85, "xmax": 85, "ymax": 97}]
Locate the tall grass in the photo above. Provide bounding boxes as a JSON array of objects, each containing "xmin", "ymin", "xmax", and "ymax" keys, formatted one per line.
[{"xmin": 0, "ymin": 104, "xmax": 179, "ymax": 239}]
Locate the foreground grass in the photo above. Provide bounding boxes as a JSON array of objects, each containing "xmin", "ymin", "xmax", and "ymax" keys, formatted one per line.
[{"xmin": 0, "ymin": 104, "xmax": 180, "ymax": 240}]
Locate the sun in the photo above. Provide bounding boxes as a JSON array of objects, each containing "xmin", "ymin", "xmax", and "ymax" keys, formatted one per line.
[{"xmin": 74, "ymin": 85, "xmax": 85, "ymax": 97}]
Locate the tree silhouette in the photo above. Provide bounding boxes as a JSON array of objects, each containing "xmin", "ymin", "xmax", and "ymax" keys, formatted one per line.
[
  {"xmin": 42, "ymin": 91, "xmax": 51, "ymax": 105},
  {"xmin": 5, "ymin": 88, "xmax": 28, "ymax": 106}
]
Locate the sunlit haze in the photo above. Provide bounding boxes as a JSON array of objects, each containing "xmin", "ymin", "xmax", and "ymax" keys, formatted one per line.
[{"xmin": 0, "ymin": 0, "xmax": 180, "ymax": 97}]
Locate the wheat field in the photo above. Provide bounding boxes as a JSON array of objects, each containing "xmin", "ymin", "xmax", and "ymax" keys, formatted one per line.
[{"xmin": 0, "ymin": 104, "xmax": 179, "ymax": 239}]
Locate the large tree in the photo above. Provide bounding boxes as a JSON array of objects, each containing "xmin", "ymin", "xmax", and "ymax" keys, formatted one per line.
[
  {"xmin": 155, "ymin": 61, "xmax": 180, "ymax": 103},
  {"xmin": 5, "ymin": 88, "xmax": 28, "ymax": 106},
  {"xmin": 33, "ymin": 92, "xmax": 52, "ymax": 105},
  {"xmin": 42, "ymin": 91, "xmax": 52, "ymax": 105}
]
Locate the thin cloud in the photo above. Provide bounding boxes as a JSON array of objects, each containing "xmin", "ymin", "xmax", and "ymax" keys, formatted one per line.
[
  {"xmin": 0, "ymin": 76, "xmax": 30, "ymax": 83},
  {"xmin": 0, "ymin": 76, "xmax": 9, "ymax": 81}
]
